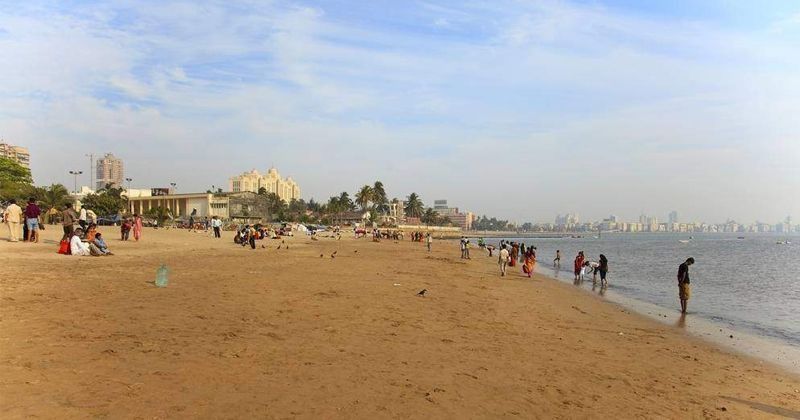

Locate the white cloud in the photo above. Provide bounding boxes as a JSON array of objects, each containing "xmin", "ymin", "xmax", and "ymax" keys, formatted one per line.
[{"xmin": 1, "ymin": 0, "xmax": 798, "ymax": 222}]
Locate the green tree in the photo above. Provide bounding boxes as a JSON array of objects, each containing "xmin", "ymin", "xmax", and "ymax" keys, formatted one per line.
[
  {"xmin": 263, "ymin": 192, "xmax": 287, "ymax": 220},
  {"xmin": 355, "ymin": 185, "xmax": 373, "ymax": 211},
  {"xmin": 338, "ymin": 191, "xmax": 354, "ymax": 211},
  {"xmin": 307, "ymin": 198, "xmax": 321, "ymax": 212},
  {"xmin": 0, "ymin": 156, "xmax": 32, "ymax": 184},
  {"xmin": 145, "ymin": 206, "xmax": 172, "ymax": 226},
  {"xmin": 82, "ymin": 183, "xmax": 128, "ymax": 216},
  {"xmin": 372, "ymin": 181, "xmax": 388, "ymax": 214},
  {"xmin": 37, "ymin": 184, "xmax": 71, "ymax": 212},
  {"xmin": 404, "ymin": 193, "xmax": 424, "ymax": 218},
  {"xmin": 421, "ymin": 207, "xmax": 438, "ymax": 225},
  {"xmin": 0, "ymin": 157, "xmax": 33, "ymax": 201}
]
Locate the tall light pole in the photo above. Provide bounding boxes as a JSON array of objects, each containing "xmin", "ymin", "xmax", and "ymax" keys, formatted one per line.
[
  {"xmin": 125, "ymin": 177, "xmax": 133, "ymax": 193},
  {"xmin": 170, "ymin": 182, "xmax": 177, "ymax": 194},
  {"xmin": 86, "ymin": 153, "xmax": 94, "ymax": 190},
  {"xmin": 69, "ymin": 170, "xmax": 83, "ymax": 194}
]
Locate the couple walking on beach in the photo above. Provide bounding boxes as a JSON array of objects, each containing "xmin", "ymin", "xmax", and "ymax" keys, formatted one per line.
[{"xmin": 497, "ymin": 242, "xmax": 536, "ymax": 277}]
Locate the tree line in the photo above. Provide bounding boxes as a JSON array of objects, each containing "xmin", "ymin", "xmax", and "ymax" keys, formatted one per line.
[
  {"xmin": 255, "ymin": 180, "xmax": 453, "ymax": 227},
  {"xmin": 2, "ymin": 158, "xmax": 509, "ymax": 230}
]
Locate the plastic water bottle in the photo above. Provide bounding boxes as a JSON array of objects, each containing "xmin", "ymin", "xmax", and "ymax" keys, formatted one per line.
[{"xmin": 155, "ymin": 264, "xmax": 169, "ymax": 287}]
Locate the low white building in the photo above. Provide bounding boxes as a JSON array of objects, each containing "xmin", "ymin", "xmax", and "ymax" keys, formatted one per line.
[{"xmin": 128, "ymin": 192, "xmax": 230, "ymax": 219}]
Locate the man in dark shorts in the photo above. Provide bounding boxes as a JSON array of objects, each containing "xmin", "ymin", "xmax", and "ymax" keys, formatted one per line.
[
  {"xmin": 61, "ymin": 203, "xmax": 78, "ymax": 241},
  {"xmin": 677, "ymin": 257, "xmax": 695, "ymax": 314}
]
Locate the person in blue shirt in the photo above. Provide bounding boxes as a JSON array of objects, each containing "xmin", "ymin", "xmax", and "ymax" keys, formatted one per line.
[{"xmin": 93, "ymin": 232, "xmax": 113, "ymax": 255}]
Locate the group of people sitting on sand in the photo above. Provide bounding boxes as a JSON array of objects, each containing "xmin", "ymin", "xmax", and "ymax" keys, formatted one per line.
[
  {"xmin": 59, "ymin": 222, "xmax": 113, "ymax": 257},
  {"xmin": 234, "ymin": 224, "xmax": 284, "ymax": 249}
]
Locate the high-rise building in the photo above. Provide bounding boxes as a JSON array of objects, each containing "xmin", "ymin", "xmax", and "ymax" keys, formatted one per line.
[
  {"xmin": 668, "ymin": 211, "xmax": 678, "ymax": 224},
  {"xmin": 229, "ymin": 167, "xmax": 301, "ymax": 202},
  {"xmin": 555, "ymin": 213, "xmax": 579, "ymax": 227},
  {"xmin": 95, "ymin": 153, "xmax": 124, "ymax": 190},
  {"xmin": 432, "ymin": 199, "xmax": 474, "ymax": 229},
  {"xmin": 0, "ymin": 141, "xmax": 30, "ymax": 168}
]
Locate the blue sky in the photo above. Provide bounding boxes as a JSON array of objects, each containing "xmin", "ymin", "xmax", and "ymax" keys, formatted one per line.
[{"xmin": 1, "ymin": 0, "xmax": 799, "ymax": 223}]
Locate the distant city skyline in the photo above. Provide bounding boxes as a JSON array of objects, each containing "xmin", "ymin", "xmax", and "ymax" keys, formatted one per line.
[{"xmin": 2, "ymin": 1, "xmax": 799, "ymax": 223}]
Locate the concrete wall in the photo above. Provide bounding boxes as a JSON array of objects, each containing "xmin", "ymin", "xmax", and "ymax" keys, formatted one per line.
[{"xmin": 398, "ymin": 225, "xmax": 462, "ymax": 233}]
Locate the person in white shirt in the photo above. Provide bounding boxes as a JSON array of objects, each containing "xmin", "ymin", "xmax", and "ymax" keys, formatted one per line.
[
  {"xmin": 499, "ymin": 245, "xmax": 510, "ymax": 277},
  {"xmin": 70, "ymin": 228, "xmax": 102, "ymax": 256},
  {"xmin": 211, "ymin": 216, "xmax": 222, "ymax": 238},
  {"xmin": 79, "ymin": 207, "xmax": 88, "ymax": 230},
  {"xmin": 86, "ymin": 208, "xmax": 98, "ymax": 224},
  {"xmin": 3, "ymin": 199, "xmax": 24, "ymax": 242},
  {"xmin": 584, "ymin": 260, "xmax": 600, "ymax": 282},
  {"xmin": 426, "ymin": 232, "xmax": 432, "ymax": 252}
]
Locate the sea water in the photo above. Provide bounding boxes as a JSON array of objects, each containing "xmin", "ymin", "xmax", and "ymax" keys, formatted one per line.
[{"xmin": 478, "ymin": 233, "xmax": 799, "ymax": 351}]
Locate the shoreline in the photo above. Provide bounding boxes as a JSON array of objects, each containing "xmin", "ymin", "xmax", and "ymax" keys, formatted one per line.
[
  {"xmin": 533, "ymin": 264, "xmax": 800, "ymax": 375},
  {"xmin": 1, "ymin": 228, "xmax": 798, "ymax": 417}
]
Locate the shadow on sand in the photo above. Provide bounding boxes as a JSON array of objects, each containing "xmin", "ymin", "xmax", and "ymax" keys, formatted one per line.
[{"xmin": 721, "ymin": 396, "xmax": 800, "ymax": 419}]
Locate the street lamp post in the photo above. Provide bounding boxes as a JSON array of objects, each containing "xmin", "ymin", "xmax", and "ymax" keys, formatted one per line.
[
  {"xmin": 68, "ymin": 170, "xmax": 83, "ymax": 194},
  {"xmin": 170, "ymin": 182, "xmax": 177, "ymax": 194},
  {"xmin": 125, "ymin": 177, "xmax": 133, "ymax": 192},
  {"xmin": 86, "ymin": 153, "xmax": 94, "ymax": 189}
]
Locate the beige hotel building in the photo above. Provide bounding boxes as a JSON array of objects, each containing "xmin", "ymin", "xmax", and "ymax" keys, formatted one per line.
[
  {"xmin": 228, "ymin": 168, "xmax": 300, "ymax": 202},
  {"xmin": 0, "ymin": 141, "xmax": 30, "ymax": 168}
]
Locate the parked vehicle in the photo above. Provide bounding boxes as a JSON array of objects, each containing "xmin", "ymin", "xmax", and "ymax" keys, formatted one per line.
[{"xmin": 96, "ymin": 214, "xmax": 122, "ymax": 226}]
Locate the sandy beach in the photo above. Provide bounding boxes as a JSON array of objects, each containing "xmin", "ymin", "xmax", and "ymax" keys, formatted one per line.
[{"xmin": 1, "ymin": 226, "xmax": 798, "ymax": 419}]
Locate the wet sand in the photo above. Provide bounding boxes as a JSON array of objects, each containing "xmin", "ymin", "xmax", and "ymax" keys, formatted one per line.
[{"xmin": 1, "ymin": 227, "xmax": 799, "ymax": 418}]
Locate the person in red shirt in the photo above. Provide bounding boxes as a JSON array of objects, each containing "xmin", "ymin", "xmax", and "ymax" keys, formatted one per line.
[
  {"xmin": 573, "ymin": 251, "xmax": 585, "ymax": 281},
  {"xmin": 24, "ymin": 197, "xmax": 41, "ymax": 243}
]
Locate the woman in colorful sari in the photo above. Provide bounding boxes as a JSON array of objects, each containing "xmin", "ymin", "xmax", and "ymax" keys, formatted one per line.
[
  {"xmin": 573, "ymin": 251, "xmax": 585, "ymax": 281},
  {"xmin": 133, "ymin": 214, "xmax": 143, "ymax": 241},
  {"xmin": 522, "ymin": 248, "xmax": 536, "ymax": 278}
]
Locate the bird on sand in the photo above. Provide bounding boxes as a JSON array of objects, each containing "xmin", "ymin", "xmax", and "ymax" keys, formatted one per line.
[{"xmin": 417, "ymin": 289, "xmax": 427, "ymax": 297}]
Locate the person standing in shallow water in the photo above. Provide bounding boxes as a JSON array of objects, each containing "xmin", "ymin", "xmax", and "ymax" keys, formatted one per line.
[
  {"xmin": 573, "ymin": 251, "xmax": 585, "ymax": 281},
  {"xmin": 677, "ymin": 257, "xmax": 695, "ymax": 314},
  {"xmin": 554, "ymin": 249, "xmax": 561, "ymax": 268},
  {"xmin": 598, "ymin": 254, "xmax": 609, "ymax": 287}
]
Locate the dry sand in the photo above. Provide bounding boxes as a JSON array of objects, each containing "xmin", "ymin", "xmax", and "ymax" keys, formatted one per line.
[{"xmin": 1, "ymin": 226, "xmax": 799, "ymax": 419}]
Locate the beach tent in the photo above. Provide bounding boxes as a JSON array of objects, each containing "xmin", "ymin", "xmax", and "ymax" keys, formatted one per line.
[{"xmin": 296, "ymin": 224, "xmax": 308, "ymax": 233}]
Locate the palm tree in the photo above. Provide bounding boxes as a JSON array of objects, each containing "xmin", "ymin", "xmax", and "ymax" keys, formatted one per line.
[
  {"xmin": 355, "ymin": 185, "xmax": 373, "ymax": 211},
  {"xmin": 421, "ymin": 207, "xmax": 438, "ymax": 225},
  {"xmin": 372, "ymin": 181, "xmax": 388, "ymax": 214},
  {"xmin": 338, "ymin": 191, "xmax": 354, "ymax": 211},
  {"xmin": 38, "ymin": 184, "xmax": 70, "ymax": 211},
  {"xmin": 404, "ymin": 193, "xmax": 424, "ymax": 218}
]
